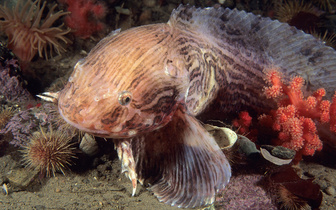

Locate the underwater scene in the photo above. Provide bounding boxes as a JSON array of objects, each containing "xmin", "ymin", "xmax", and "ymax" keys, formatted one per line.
[{"xmin": 0, "ymin": 0, "xmax": 336, "ymax": 209}]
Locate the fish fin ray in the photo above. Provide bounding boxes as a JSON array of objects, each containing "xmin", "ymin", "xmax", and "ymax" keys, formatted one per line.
[
  {"xmin": 130, "ymin": 106, "xmax": 231, "ymax": 208},
  {"xmin": 170, "ymin": 5, "xmax": 336, "ymax": 98}
]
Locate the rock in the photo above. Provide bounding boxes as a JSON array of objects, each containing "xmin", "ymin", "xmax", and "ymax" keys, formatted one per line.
[
  {"xmin": 97, "ymin": 164, "xmax": 108, "ymax": 173},
  {"xmin": 314, "ymin": 178, "xmax": 328, "ymax": 190},
  {"xmin": 237, "ymin": 135, "xmax": 260, "ymax": 156},
  {"xmin": 79, "ymin": 133, "xmax": 99, "ymax": 156},
  {"xmin": 325, "ymin": 186, "xmax": 335, "ymax": 196},
  {"xmin": 260, "ymin": 145, "xmax": 295, "ymax": 165},
  {"xmin": 34, "ymin": 205, "xmax": 46, "ymax": 210},
  {"xmin": 204, "ymin": 124, "xmax": 237, "ymax": 149},
  {"xmin": 6, "ymin": 167, "xmax": 39, "ymax": 189},
  {"xmin": 143, "ymin": 0, "xmax": 156, "ymax": 8},
  {"xmin": 262, "ymin": 145, "xmax": 296, "ymax": 159},
  {"xmin": 115, "ymin": 6, "xmax": 131, "ymax": 15}
]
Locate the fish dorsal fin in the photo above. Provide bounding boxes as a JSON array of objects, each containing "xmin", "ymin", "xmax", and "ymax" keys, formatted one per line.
[
  {"xmin": 120, "ymin": 105, "xmax": 231, "ymax": 208},
  {"xmin": 169, "ymin": 5, "xmax": 336, "ymax": 98},
  {"xmin": 107, "ymin": 28, "xmax": 121, "ymax": 37}
]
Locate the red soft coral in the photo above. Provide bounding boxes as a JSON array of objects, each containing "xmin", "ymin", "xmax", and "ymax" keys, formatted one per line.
[
  {"xmin": 329, "ymin": 93, "xmax": 336, "ymax": 132},
  {"xmin": 261, "ymin": 69, "xmax": 336, "ymax": 160},
  {"xmin": 264, "ymin": 70, "xmax": 334, "ymax": 123},
  {"xmin": 232, "ymin": 111, "xmax": 252, "ymax": 134},
  {"xmin": 232, "ymin": 111, "xmax": 259, "ymax": 142},
  {"xmin": 60, "ymin": 0, "xmax": 106, "ymax": 39},
  {"xmin": 272, "ymin": 106, "xmax": 322, "ymax": 156}
]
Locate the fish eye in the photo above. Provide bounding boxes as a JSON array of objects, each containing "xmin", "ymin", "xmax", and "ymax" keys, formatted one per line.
[{"xmin": 118, "ymin": 91, "xmax": 132, "ymax": 106}]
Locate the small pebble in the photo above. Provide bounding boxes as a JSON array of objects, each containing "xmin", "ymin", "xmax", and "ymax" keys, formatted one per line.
[
  {"xmin": 204, "ymin": 124, "xmax": 237, "ymax": 149},
  {"xmin": 97, "ymin": 164, "xmax": 108, "ymax": 173},
  {"xmin": 115, "ymin": 7, "xmax": 131, "ymax": 15},
  {"xmin": 143, "ymin": 0, "xmax": 156, "ymax": 8},
  {"xmin": 34, "ymin": 205, "xmax": 46, "ymax": 210},
  {"xmin": 6, "ymin": 168, "xmax": 39, "ymax": 189},
  {"xmin": 55, "ymin": 188, "xmax": 61, "ymax": 193},
  {"xmin": 237, "ymin": 135, "xmax": 260, "ymax": 156},
  {"xmin": 325, "ymin": 186, "xmax": 335, "ymax": 196},
  {"xmin": 79, "ymin": 133, "xmax": 99, "ymax": 156},
  {"xmin": 317, "ymin": 179, "xmax": 328, "ymax": 190},
  {"xmin": 270, "ymin": 146, "xmax": 295, "ymax": 159},
  {"xmin": 325, "ymin": 176, "xmax": 335, "ymax": 183}
]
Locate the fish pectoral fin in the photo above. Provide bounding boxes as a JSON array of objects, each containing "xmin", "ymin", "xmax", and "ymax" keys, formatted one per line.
[
  {"xmin": 129, "ymin": 106, "xmax": 231, "ymax": 208},
  {"xmin": 114, "ymin": 140, "xmax": 138, "ymax": 196}
]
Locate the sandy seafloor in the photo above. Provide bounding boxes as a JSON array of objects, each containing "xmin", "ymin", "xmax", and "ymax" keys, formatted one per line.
[{"xmin": 1, "ymin": 0, "xmax": 336, "ymax": 209}]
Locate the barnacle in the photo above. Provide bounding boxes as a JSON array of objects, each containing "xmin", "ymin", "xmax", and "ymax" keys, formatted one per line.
[{"xmin": 0, "ymin": 0, "xmax": 72, "ymax": 62}]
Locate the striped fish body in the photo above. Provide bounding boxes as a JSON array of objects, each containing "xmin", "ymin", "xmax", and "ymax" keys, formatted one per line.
[
  {"xmin": 58, "ymin": 5, "xmax": 336, "ymax": 208},
  {"xmin": 58, "ymin": 23, "xmax": 189, "ymax": 138}
]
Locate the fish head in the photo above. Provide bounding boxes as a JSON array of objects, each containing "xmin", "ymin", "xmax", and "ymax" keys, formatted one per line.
[{"xmin": 58, "ymin": 25, "xmax": 189, "ymax": 138}]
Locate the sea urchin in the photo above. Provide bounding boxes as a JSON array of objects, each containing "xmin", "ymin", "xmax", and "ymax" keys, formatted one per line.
[
  {"xmin": 0, "ymin": 106, "xmax": 16, "ymax": 129},
  {"xmin": 22, "ymin": 127, "xmax": 76, "ymax": 177},
  {"xmin": 277, "ymin": 184, "xmax": 310, "ymax": 210},
  {"xmin": 274, "ymin": 1, "xmax": 320, "ymax": 32}
]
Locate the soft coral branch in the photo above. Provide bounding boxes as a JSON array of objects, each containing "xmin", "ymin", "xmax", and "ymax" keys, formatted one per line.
[
  {"xmin": 329, "ymin": 94, "xmax": 336, "ymax": 132},
  {"xmin": 260, "ymin": 69, "xmax": 336, "ymax": 160},
  {"xmin": 264, "ymin": 71, "xmax": 334, "ymax": 121},
  {"xmin": 60, "ymin": 0, "xmax": 107, "ymax": 39}
]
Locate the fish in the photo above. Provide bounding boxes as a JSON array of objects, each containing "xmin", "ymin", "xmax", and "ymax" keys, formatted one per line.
[{"xmin": 50, "ymin": 5, "xmax": 336, "ymax": 208}]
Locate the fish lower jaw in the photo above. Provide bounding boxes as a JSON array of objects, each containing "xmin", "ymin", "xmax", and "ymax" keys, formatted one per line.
[
  {"xmin": 58, "ymin": 110, "xmax": 110, "ymax": 136},
  {"xmin": 76, "ymin": 125, "xmax": 111, "ymax": 136},
  {"xmin": 59, "ymin": 118, "xmax": 137, "ymax": 139}
]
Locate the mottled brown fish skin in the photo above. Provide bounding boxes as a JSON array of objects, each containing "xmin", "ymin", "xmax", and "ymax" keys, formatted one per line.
[
  {"xmin": 58, "ymin": 16, "xmax": 269, "ymax": 137},
  {"xmin": 58, "ymin": 5, "xmax": 336, "ymax": 139},
  {"xmin": 58, "ymin": 24, "xmax": 189, "ymax": 138},
  {"xmin": 58, "ymin": 14, "xmax": 235, "ymax": 208},
  {"xmin": 57, "ymin": 5, "xmax": 336, "ymax": 208}
]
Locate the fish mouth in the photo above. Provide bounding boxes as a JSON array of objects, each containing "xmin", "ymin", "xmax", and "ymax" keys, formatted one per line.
[
  {"xmin": 58, "ymin": 107, "xmax": 111, "ymax": 136},
  {"xmin": 58, "ymin": 108, "xmax": 137, "ymax": 139}
]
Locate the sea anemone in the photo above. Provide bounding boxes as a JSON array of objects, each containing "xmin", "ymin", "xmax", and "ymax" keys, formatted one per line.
[
  {"xmin": 22, "ymin": 127, "xmax": 76, "ymax": 177},
  {"xmin": 0, "ymin": 0, "xmax": 72, "ymax": 62}
]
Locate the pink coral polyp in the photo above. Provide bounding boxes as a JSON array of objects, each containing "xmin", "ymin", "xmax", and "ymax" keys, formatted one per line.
[
  {"xmin": 262, "ymin": 70, "xmax": 334, "ymax": 159},
  {"xmin": 61, "ymin": 0, "xmax": 107, "ymax": 39},
  {"xmin": 0, "ymin": 0, "xmax": 71, "ymax": 62}
]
